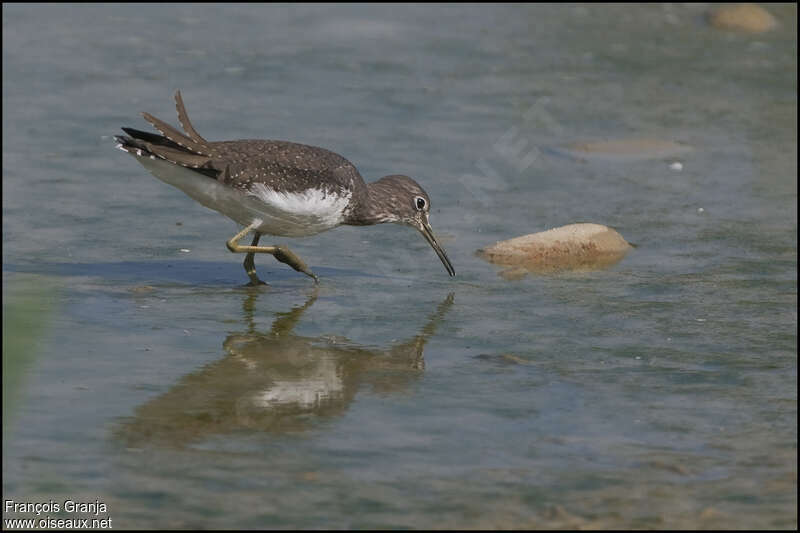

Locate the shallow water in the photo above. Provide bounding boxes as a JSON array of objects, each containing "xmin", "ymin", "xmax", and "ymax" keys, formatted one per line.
[{"xmin": 2, "ymin": 3, "xmax": 796, "ymax": 529}]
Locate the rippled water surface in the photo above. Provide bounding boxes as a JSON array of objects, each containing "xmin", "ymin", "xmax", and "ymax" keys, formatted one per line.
[{"xmin": 3, "ymin": 4, "xmax": 796, "ymax": 529}]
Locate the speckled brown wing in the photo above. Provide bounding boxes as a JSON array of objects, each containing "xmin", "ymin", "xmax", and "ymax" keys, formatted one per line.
[
  {"xmin": 118, "ymin": 90, "xmax": 366, "ymax": 197},
  {"xmin": 207, "ymin": 140, "xmax": 365, "ymax": 196}
]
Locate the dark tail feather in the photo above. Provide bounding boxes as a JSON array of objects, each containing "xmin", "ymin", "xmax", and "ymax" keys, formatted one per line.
[
  {"xmin": 116, "ymin": 132, "xmax": 212, "ymax": 169},
  {"xmin": 174, "ymin": 90, "xmax": 208, "ymax": 145},
  {"xmin": 142, "ymin": 111, "xmax": 211, "ymax": 155},
  {"xmin": 115, "ymin": 133, "xmax": 150, "ymax": 154},
  {"xmin": 121, "ymin": 127, "xmax": 184, "ymax": 150},
  {"xmin": 145, "ymin": 144, "xmax": 212, "ymax": 169},
  {"xmin": 116, "ymin": 92, "xmax": 219, "ymax": 179}
]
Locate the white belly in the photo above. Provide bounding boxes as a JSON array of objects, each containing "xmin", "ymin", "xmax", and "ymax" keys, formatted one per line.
[{"xmin": 135, "ymin": 155, "xmax": 349, "ymax": 237}]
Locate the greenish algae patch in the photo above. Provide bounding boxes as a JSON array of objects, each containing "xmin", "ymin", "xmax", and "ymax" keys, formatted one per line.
[{"xmin": 3, "ymin": 275, "xmax": 61, "ymax": 430}]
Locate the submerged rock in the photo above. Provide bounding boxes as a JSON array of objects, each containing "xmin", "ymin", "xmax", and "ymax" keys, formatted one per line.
[
  {"xmin": 558, "ymin": 139, "xmax": 692, "ymax": 162},
  {"xmin": 477, "ymin": 223, "xmax": 632, "ymax": 278},
  {"xmin": 708, "ymin": 4, "xmax": 777, "ymax": 33}
]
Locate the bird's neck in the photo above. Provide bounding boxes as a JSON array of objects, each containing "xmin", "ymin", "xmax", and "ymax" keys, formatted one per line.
[{"xmin": 344, "ymin": 180, "xmax": 400, "ymax": 226}]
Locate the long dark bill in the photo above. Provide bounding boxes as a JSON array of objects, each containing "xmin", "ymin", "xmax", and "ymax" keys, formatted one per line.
[{"xmin": 419, "ymin": 221, "xmax": 456, "ymax": 277}]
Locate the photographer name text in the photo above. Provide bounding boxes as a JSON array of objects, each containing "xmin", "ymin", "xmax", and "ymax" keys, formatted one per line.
[{"xmin": 4, "ymin": 499, "xmax": 112, "ymax": 529}]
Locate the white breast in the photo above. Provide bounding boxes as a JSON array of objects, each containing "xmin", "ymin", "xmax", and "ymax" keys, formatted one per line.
[
  {"xmin": 247, "ymin": 183, "xmax": 351, "ymax": 233},
  {"xmin": 134, "ymin": 155, "xmax": 350, "ymax": 237}
]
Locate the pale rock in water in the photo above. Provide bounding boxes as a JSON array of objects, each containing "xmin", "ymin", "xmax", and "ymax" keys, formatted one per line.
[
  {"xmin": 708, "ymin": 4, "xmax": 777, "ymax": 33},
  {"xmin": 477, "ymin": 223, "xmax": 632, "ymax": 279}
]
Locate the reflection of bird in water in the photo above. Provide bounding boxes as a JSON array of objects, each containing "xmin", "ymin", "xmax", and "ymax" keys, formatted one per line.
[{"xmin": 116, "ymin": 290, "xmax": 454, "ymax": 447}]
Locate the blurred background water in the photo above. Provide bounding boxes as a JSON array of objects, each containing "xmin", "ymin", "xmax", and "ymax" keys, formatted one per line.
[{"xmin": 2, "ymin": 3, "xmax": 796, "ymax": 529}]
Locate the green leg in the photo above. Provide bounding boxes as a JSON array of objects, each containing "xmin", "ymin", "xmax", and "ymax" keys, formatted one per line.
[
  {"xmin": 243, "ymin": 234, "xmax": 267, "ymax": 286},
  {"xmin": 272, "ymin": 245, "xmax": 319, "ymax": 284},
  {"xmin": 226, "ymin": 222, "xmax": 319, "ymax": 284}
]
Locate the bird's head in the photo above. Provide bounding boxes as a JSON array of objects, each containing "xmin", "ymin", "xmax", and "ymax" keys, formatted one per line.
[{"xmin": 367, "ymin": 175, "xmax": 455, "ymax": 277}]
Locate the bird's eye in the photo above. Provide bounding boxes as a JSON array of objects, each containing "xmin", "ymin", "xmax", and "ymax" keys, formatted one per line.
[{"xmin": 414, "ymin": 196, "xmax": 427, "ymax": 211}]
